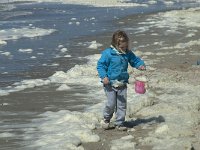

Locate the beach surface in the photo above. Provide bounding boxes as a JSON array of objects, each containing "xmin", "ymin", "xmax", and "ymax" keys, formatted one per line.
[{"xmin": 80, "ymin": 8, "xmax": 200, "ymax": 150}]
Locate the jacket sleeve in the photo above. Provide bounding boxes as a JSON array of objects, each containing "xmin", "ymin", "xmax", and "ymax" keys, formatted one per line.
[
  {"xmin": 128, "ymin": 50, "xmax": 145, "ymax": 68},
  {"xmin": 97, "ymin": 51, "xmax": 109, "ymax": 79}
]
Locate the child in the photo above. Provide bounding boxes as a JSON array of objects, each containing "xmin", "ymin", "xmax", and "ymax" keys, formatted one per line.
[{"xmin": 97, "ymin": 30, "xmax": 145, "ymax": 130}]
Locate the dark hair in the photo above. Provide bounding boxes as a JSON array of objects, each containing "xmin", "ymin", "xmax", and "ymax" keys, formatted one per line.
[{"xmin": 111, "ymin": 30, "xmax": 129, "ymax": 48}]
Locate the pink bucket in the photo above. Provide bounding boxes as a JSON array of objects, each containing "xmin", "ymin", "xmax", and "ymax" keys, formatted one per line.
[{"xmin": 135, "ymin": 80, "xmax": 146, "ymax": 94}]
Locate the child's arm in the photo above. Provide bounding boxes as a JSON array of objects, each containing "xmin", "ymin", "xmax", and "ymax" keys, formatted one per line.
[
  {"xmin": 128, "ymin": 50, "xmax": 146, "ymax": 70},
  {"xmin": 97, "ymin": 51, "xmax": 109, "ymax": 82}
]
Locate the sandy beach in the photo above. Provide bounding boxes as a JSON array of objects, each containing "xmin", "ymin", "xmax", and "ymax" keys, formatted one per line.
[{"xmin": 80, "ymin": 9, "xmax": 200, "ymax": 150}]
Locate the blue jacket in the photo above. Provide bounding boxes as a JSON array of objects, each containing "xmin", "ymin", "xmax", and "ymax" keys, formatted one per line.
[{"xmin": 97, "ymin": 47, "xmax": 145, "ymax": 84}]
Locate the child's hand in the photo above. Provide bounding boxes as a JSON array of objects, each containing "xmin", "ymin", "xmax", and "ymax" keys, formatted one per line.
[
  {"xmin": 103, "ymin": 77, "xmax": 109, "ymax": 85},
  {"xmin": 138, "ymin": 65, "xmax": 146, "ymax": 70}
]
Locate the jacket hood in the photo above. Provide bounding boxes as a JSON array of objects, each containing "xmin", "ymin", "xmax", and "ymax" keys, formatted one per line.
[{"xmin": 110, "ymin": 45, "xmax": 127, "ymax": 55}]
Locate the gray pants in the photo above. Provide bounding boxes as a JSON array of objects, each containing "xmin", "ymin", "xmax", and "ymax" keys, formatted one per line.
[{"xmin": 103, "ymin": 84, "xmax": 127, "ymax": 126}]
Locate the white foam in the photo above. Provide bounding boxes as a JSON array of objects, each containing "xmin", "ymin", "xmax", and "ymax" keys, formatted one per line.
[
  {"xmin": 18, "ymin": 48, "xmax": 33, "ymax": 53},
  {"xmin": 28, "ymin": 110, "xmax": 100, "ymax": 149},
  {"xmin": 0, "ymin": 27, "xmax": 56, "ymax": 42},
  {"xmin": 185, "ymin": 33, "xmax": 195, "ymax": 38},
  {"xmin": 175, "ymin": 39, "xmax": 200, "ymax": 48},
  {"xmin": 0, "ymin": 79, "xmax": 50, "ymax": 96},
  {"xmin": 135, "ymin": 7, "xmax": 200, "ymax": 41},
  {"xmin": 37, "ymin": 53, "xmax": 44, "ymax": 55},
  {"xmin": 161, "ymin": 39, "xmax": 200, "ymax": 49},
  {"xmin": 163, "ymin": 0, "xmax": 174, "ymax": 5},
  {"xmin": 56, "ymin": 84, "xmax": 71, "ymax": 91},
  {"xmin": 76, "ymin": 22, "xmax": 80, "ymax": 25},
  {"xmin": 50, "ymin": 63, "xmax": 59, "ymax": 66},
  {"xmin": 0, "ymin": 54, "xmax": 100, "ymax": 96},
  {"xmin": 0, "ymin": 90, "xmax": 9, "ymax": 96},
  {"xmin": 0, "ymin": 1, "xmax": 16, "ymax": 11},
  {"xmin": 0, "ymin": 40, "xmax": 7, "ymax": 46},
  {"xmin": 0, "ymin": 51, "xmax": 11, "ymax": 56},
  {"xmin": 2, "ymin": 72, "xmax": 8, "ymax": 74},
  {"xmin": 71, "ymin": 18, "xmax": 77, "ymax": 21},
  {"xmin": 0, "ymin": 0, "xmax": 12, "ymax": 3},
  {"xmin": 58, "ymin": 45, "xmax": 64, "ymax": 48},
  {"xmin": 63, "ymin": 55, "xmax": 71, "ymax": 57},
  {"xmin": 155, "ymin": 124, "xmax": 169, "ymax": 134},
  {"xmin": 148, "ymin": 0, "xmax": 157, "ymax": 4},
  {"xmin": 155, "ymin": 8, "xmax": 200, "ymax": 29},
  {"xmin": 60, "ymin": 48, "xmax": 68, "ymax": 53},
  {"xmin": 87, "ymin": 41, "xmax": 103, "ymax": 49},
  {"xmin": 30, "ymin": 56, "xmax": 37, "ymax": 59},
  {"xmin": 135, "ymin": 7, "xmax": 200, "ymax": 52},
  {"xmin": 153, "ymin": 41, "xmax": 164, "ymax": 46},
  {"xmin": 1, "ymin": 103, "xmax": 9, "ymax": 106},
  {"xmin": 0, "ymin": 132, "xmax": 15, "ymax": 138},
  {"xmin": 9, "ymin": 0, "xmax": 149, "ymax": 7}
]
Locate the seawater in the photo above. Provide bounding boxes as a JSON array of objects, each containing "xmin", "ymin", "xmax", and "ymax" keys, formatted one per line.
[
  {"xmin": 0, "ymin": 1, "xmax": 198, "ymax": 86},
  {"xmin": 0, "ymin": 1, "xmax": 199, "ymax": 149}
]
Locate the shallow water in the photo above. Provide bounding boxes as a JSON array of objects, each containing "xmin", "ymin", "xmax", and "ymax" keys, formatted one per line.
[{"xmin": 0, "ymin": 1, "xmax": 198, "ymax": 86}]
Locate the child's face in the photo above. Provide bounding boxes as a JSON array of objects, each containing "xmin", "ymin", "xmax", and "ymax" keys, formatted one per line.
[{"xmin": 118, "ymin": 42, "xmax": 128, "ymax": 52}]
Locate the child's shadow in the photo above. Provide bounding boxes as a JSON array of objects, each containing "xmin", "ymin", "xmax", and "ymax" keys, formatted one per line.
[{"xmin": 124, "ymin": 115, "xmax": 165, "ymax": 128}]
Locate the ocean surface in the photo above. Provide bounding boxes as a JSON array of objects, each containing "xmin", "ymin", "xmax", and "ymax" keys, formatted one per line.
[{"xmin": 0, "ymin": 0, "xmax": 200, "ymax": 149}]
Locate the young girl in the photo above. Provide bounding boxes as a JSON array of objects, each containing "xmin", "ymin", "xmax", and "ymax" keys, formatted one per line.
[{"xmin": 97, "ymin": 30, "xmax": 145, "ymax": 130}]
